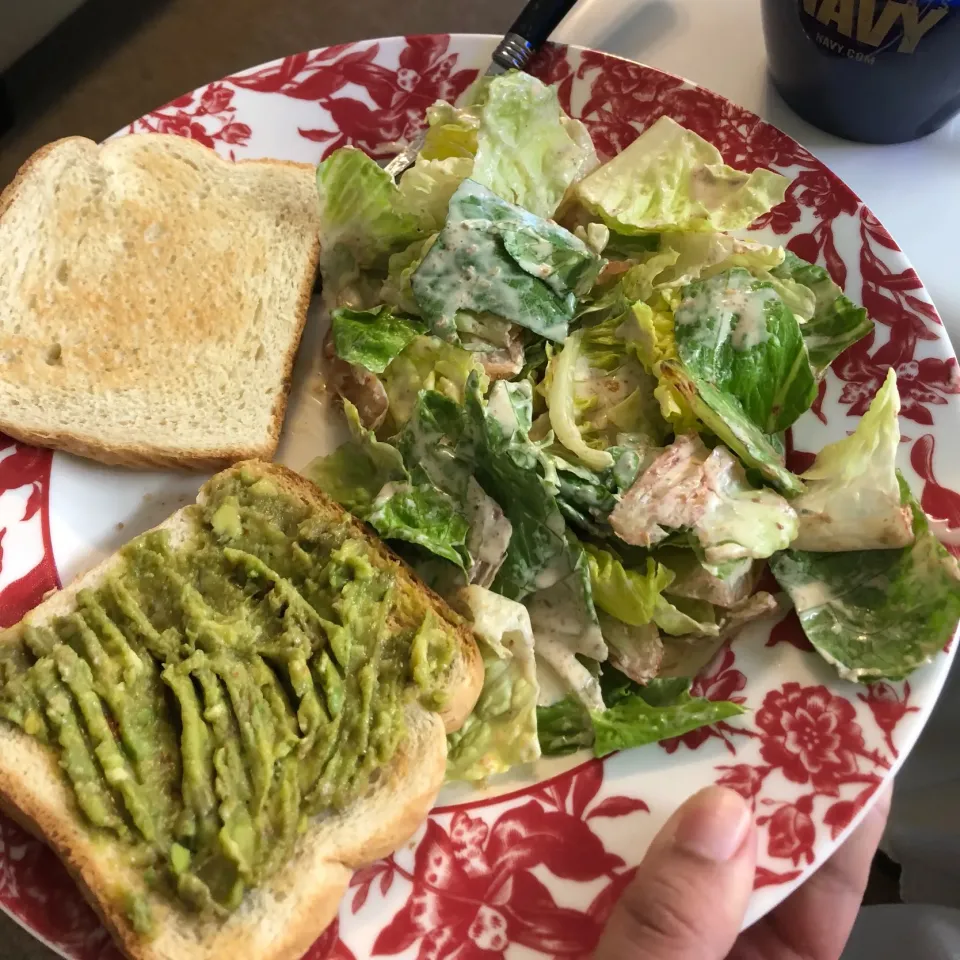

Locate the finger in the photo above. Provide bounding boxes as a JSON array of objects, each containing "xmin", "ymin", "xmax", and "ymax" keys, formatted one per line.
[
  {"xmin": 596, "ymin": 785, "xmax": 757, "ymax": 960},
  {"xmin": 731, "ymin": 784, "xmax": 892, "ymax": 960}
]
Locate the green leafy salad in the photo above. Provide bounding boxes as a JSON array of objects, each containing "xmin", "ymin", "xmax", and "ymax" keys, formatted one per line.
[{"xmin": 305, "ymin": 71, "xmax": 960, "ymax": 783}]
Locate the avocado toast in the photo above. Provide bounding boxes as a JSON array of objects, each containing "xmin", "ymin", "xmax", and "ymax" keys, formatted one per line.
[{"xmin": 0, "ymin": 461, "xmax": 483, "ymax": 960}]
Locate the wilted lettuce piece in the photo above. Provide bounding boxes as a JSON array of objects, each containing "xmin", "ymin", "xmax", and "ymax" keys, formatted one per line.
[
  {"xmin": 536, "ymin": 668, "xmax": 744, "ymax": 757},
  {"xmin": 367, "ymin": 482, "xmax": 470, "ymax": 570},
  {"xmin": 303, "ymin": 400, "xmax": 406, "ymax": 513},
  {"xmin": 380, "ymin": 335, "xmax": 487, "ymax": 431},
  {"xmin": 771, "ymin": 488, "xmax": 960, "ymax": 683},
  {"xmin": 584, "ymin": 542, "xmax": 674, "ymax": 627},
  {"xmin": 674, "ymin": 268, "xmax": 817, "ymax": 434},
  {"xmin": 330, "ymin": 306, "xmax": 425, "ymax": 374},
  {"xmin": 446, "ymin": 587, "xmax": 540, "ymax": 781},
  {"xmin": 659, "ymin": 362, "xmax": 804, "ymax": 496},
  {"xmin": 791, "ymin": 368, "xmax": 913, "ymax": 551},
  {"xmin": 659, "ymin": 232, "xmax": 785, "ymax": 288},
  {"xmin": 412, "ymin": 179, "xmax": 603, "ymax": 343},
  {"xmin": 471, "ymin": 71, "xmax": 598, "ymax": 220},
  {"xmin": 573, "ymin": 116, "xmax": 789, "ymax": 235},
  {"xmin": 770, "ymin": 251, "xmax": 873, "ymax": 377},
  {"xmin": 316, "ymin": 147, "xmax": 422, "ymax": 306}
]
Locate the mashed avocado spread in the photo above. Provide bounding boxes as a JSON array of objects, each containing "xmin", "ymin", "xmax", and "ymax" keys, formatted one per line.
[{"xmin": 0, "ymin": 469, "xmax": 457, "ymax": 930}]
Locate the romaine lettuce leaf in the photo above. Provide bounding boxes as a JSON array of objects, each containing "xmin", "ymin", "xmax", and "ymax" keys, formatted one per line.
[
  {"xmin": 303, "ymin": 400, "xmax": 406, "ymax": 513},
  {"xmin": 367, "ymin": 482, "xmax": 470, "ymax": 570},
  {"xmin": 546, "ymin": 318, "xmax": 668, "ymax": 472},
  {"xmin": 659, "ymin": 362, "xmax": 804, "ymax": 496},
  {"xmin": 397, "ymin": 157, "xmax": 473, "ymax": 232},
  {"xmin": 471, "ymin": 71, "xmax": 598, "ymax": 220},
  {"xmin": 411, "ymin": 179, "xmax": 603, "ymax": 343},
  {"xmin": 447, "ymin": 587, "xmax": 540, "ymax": 781},
  {"xmin": 316, "ymin": 147, "xmax": 422, "ymax": 306},
  {"xmin": 330, "ymin": 306, "xmax": 425, "ymax": 374},
  {"xmin": 537, "ymin": 669, "xmax": 744, "ymax": 757},
  {"xmin": 304, "ymin": 401, "xmax": 468, "ymax": 569},
  {"xmin": 653, "ymin": 595, "xmax": 719, "ymax": 637},
  {"xmin": 573, "ymin": 116, "xmax": 789, "ymax": 235},
  {"xmin": 770, "ymin": 251, "xmax": 873, "ymax": 377},
  {"xmin": 584, "ymin": 542, "xmax": 673, "ymax": 626},
  {"xmin": 791, "ymin": 368, "xmax": 913, "ymax": 551},
  {"xmin": 548, "ymin": 448, "xmax": 643, "ymax": 536},
  {"xmin": 380, "ymin": 335, "xmax": 487, "ymax": 431},
  {"xmin": 598, "ymin": 614, "xmax": 663, "ymax": 684},
  {"xmin": 459, "ymin": 378, "xmax": 573, "ymax": 601},
  {"xmin": 771, "ymin": 485, "xmax": 960, "ymax": 682},
  {"xmin": 674, "ymin": 268, "xmax": 817, "ymax": 434},
  {"xmin": 380, "ymin": 236, "xmax": 437, "ymax": 315},
  {"xmin": 659, "ymin": 231, "xmax": 785, "ymax": 287}
]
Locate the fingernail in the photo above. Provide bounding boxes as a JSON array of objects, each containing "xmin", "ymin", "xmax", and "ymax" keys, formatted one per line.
[{"xmin": 673, "ymin": 786, "xmax": 752, "ymax": 863}]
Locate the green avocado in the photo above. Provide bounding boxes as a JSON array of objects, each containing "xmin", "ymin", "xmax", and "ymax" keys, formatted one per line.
[{"xmin": 0, "ymin": 469, "xmax": 459, "ymax": 922}]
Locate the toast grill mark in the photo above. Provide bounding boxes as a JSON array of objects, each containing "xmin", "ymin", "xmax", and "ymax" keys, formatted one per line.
[{"xmin": 0, "ymin": 468, "xmax": 457, "ymax": 929}]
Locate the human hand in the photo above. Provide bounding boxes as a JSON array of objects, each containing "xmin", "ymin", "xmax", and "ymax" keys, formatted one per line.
[{"xmin": 596, "ymin": 783, "xmax": 892, "ymax": 960}]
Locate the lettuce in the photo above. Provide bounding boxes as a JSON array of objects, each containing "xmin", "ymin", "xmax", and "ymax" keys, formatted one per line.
[
  {"xmin": 304, "ymin": 402, "xmax": 468, "ymax": 568},
  {"xmin": 412, "ymin": 179, "xmax": 603, "ymax": 343},
  {"xmin": 599, "ymin": 615, "xmax": 663, "ymax": 684},
  {"xmin": 303, "ymin": 400, "xmax": 406, "ymax": 513},
  {"xmin": 446, "ymin": 587, "xmax": 540, "ymax": 781},
  {"xmin": 537, "ymin": 669, "xmax": 744, "ymax": 757},
  {"xmin": 771, "ymin": 484, "xmax": 960, "ymax": 682},
  {"xmin": 653, "ymin": 595, "xmax": 719, "ymax": 637},
  {"xmin": 770, "ymin": 251, "xmax": 873, "ymax": 377},
  {"xmin": 380, "ymin": 335, "xmax": 487, "ymax": 431},
  {"xmin": 674, "ymin": 268, "xmax": 817, "ymax": 434},
  {"xmin": 573, "ymin": 116, "xmax": 789, "ymax": 235},
  {"xmin": 460, "ymin": 379, "xmax": 574, "ymax": 601},
  {"xmin": 791, "ymin": 368, "xmax": 913, "ymax": 551},
  {"xmin": 397, "ymin": 157, "xmax": 473, "ymax": 232},
  {"xmin": 471, "ymin": 71, "xmax": 598, "ymax": 220},
  {"xmin": 658, "ymin": 362, "xmax": 804, "ymax": 496},
  {"xmin": 315, "ymin": 147, "xmax": 422, "ymax": 306},
  {"xmin": 545, "ymin": 317, "xmax": 668, "ymax": 472},
  {"xmin": 380, "ymin": 235, "xmax": 438, "ymax": 315},
  {"xmin": 330, "ymin": 306, "xmax": 425, "ymax": 374},
  {"xmin": 584, "ymin": 542, "xmax": 673, "ymax": 627},
  {"xmin": 367, "ymin": 482, "xmax": 470, "ymax": 570}
]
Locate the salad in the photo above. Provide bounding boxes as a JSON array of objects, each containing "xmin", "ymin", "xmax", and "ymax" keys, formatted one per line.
[{"xmin": 305, "ymin": 71, "xmax": 960, "ymax": 783}]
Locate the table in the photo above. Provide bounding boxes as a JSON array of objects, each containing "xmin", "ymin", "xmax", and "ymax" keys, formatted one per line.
[{"xmin": 553, "ymin": 0, "xmax": 960, "ymax": 347}]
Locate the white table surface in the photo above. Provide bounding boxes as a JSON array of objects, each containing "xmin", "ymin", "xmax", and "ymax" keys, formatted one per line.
[{"xmin": 553, "ymin": 0, "xmax": 960, "ymax": 348}]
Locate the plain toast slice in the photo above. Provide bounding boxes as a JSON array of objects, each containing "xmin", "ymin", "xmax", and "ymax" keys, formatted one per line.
[{"xmin": 0, "ymin": 134, "xmax": 321, "ymax": 470}]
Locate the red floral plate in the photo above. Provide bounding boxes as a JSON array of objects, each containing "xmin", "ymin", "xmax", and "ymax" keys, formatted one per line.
[{"xmin": 1, "ymin": 34, "xmax": 958, "ymax": 960}]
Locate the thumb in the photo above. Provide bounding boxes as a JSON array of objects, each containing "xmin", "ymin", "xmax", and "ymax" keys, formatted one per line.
[{"xmin": 595, "ymin": 786, "xmax": 756, "ymax": 960}]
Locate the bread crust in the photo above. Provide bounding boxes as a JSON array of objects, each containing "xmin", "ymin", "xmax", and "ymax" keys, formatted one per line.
[
  {"xmin": 0, "ymin": 135, "xmax": 321, "ymax": 471},
  {"xmin": 0, "ymin": 462, "xmax": 483, "ymax": 959}
]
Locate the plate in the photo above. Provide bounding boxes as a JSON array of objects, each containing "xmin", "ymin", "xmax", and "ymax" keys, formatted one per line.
[{"xmin": 1, "ymin": 33, "xmax": 959, "ymax": 960}]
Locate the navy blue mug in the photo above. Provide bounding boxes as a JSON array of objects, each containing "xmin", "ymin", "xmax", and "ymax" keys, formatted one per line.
[{"xmin": 761, "ymin": 0, "xmax": 960, "ymax": 143}]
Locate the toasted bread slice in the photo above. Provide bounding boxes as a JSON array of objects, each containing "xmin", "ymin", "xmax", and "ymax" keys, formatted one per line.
[
  {"xmin": 0, "ymin": 462, "xmax": 484, "ymax": 960},
  {"xmin": 0, "ymin": 135, "xmax": 321, "ymax": 470}
]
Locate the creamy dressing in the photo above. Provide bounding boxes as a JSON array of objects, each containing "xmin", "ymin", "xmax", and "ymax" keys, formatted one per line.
[
  {"xmin": 675, "ymin": 272, "xmax": 778, "ymax": 352},
  {"xmin": 788, "ymin": 580, "xmax": 837, "ymax": 613}
]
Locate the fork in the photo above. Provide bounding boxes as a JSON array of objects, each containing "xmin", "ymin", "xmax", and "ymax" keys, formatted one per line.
[{"xmin": 382, "ymin": 0, "xmax": 580, "ymax": 180}]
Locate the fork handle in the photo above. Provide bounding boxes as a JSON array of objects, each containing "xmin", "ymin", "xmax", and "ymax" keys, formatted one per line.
[{"xmin": 492, "ymin": 0, "xmax": 580, "ymax": 70}]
